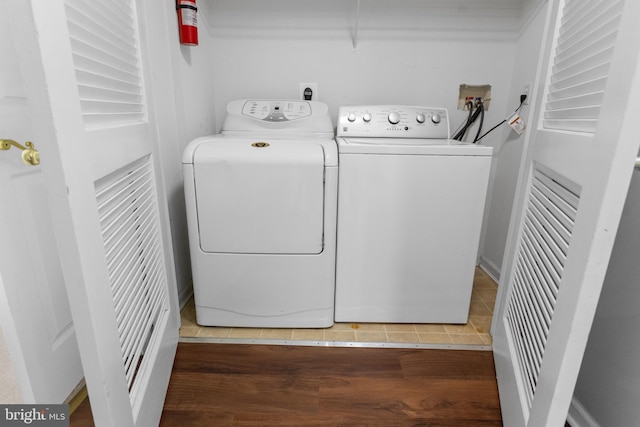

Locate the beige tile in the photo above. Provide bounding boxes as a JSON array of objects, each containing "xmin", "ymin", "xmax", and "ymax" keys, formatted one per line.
[
  {"xmin": 473, "ymin": 269, "xmax": 487, "ymax": 280},
  {"xmin": 227, "ymin": 328, "xmax": 263, "ymax": 339},
  {"xmin": 473, "ymin": 274, "xmax": 498, "ymax": 289},
  {"xmin": 443, "ymin": 323, "xmax": 476, "ymax": 334},
  {"xmin": 180, "ymin": 298, "xmax": 198, "ymax": 327},
  {"xmin": 414, "ymin": 324, "xmax": 447, "ymax": 333},
  {"xmin": 324, "ymin": 330, "xmax": 356, "ymax": 342},
  {"xmin": 480, "ymin": 333, "xmax": 493, "ymax": 345},
  {"xmin": 351, "ymin": 323, "xmax": 386, "ymax": 332},
  {"xmin": 470, "ymin": 290, "xmax": 483, "ymax": 303},
  {"xmin": 180, "ymin": 313, "xmax": 198, "ymax": 328},
  {"xmin": 292, "ymin": 329, "xmax": 325, "ymax": 341},
  {"xmin": 469, "ymin": 316, "xmax": 493, "ymax": 334},
  {"xmin": 384, "ymin": 324, "xmax": 417, "ymax": 333},
  {"xmin": 448, "ymin": 333, "xmax": 485, "ymax": 345},
  {"xmin": 179, "ymin": 325, "xmax": 201, "ymax": 337},
  {"xmin": 387, "ymin": 332, "xmax": 420, "ymax": 343},
  {"xmin": 355, "ymin": 331, "xmax": 388, "ymax": 343},
  {"xmin": 418, "ymin": 332, "xmax": 452, "ymax": 344},
  {"xmin": 197, "ymin": 327, "xmax": 231, "ymax": 338},
  {"xmin": 261, "ymin": 329, "xmax": 294, "ymax": 340},
  {"xmin": 469, "ymin": 301, "xmax": 493, "ymax": 316},
  {"xmin": 326, "ymin": 323, "xmax": 356, "ymax": 331},
  {"xmin": 484, "ymin": 300, "xmax": 495, "ymax": 315},
  {"xmin": 475, "ymin": 288, "xmax": 498, "ymax": 303}
]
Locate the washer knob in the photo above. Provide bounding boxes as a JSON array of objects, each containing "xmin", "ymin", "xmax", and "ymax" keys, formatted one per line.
[
  {"xmin": 363, "ymin": 113, "xmax": 372, "ymax": 123},
  {"xmin": 431, "ymin": 113, "xmax": 441, "ymax": 124},
  {"xmin": 388, "ymin": 112, "xmax": 401, "ymax": 125},
  {"xmin": 416, "ymin": 113, "xmax": 426, "ymax": 123},
  {"xmin": 347, "ymin": 113, "xmax": 357, "ymax": 122}
]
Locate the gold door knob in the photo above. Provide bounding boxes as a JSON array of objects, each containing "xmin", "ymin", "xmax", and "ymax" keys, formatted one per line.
[{"xmin": 1, "ymin": 139, "xmax": 40, "ymax": 166}]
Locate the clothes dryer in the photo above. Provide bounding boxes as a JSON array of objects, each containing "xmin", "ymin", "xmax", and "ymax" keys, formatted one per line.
[
  {"xmin": 183, "ymin": 100, "xmax": 338, "ymax": 327},
  {"xmin": 335, "ymin": 105, "xmax": 492, "ymax": 324}
]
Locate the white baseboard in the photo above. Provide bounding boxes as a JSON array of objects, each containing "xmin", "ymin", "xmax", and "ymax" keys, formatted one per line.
[
  {"xmin": 568, "ymin": 396, "xmax": 601, "ymax": 427},
  {"xmin": 478, "ymin": 256, "xmax": 501, "ymax": 282},
  {"xmin": 178, "ymin": 281, "xmax": 194, "ymax": 311}
]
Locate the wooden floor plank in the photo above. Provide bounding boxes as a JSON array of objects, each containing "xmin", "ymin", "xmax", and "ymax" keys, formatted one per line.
[
  {"xmin": 398, "ymin": 348, "xmax": 497, "ymax": 379},
  {"xmin": 318, "ymin": 377, "xmax": 499, "ymax": 421},
  {"xmin": 162, "ymin": 372, "xmax": 321, "ymax": 412},
  {"xmin": 71, "ymin": 343, "xmax": 502, "ymax": 426},
  {"xmin": 171, "ymin": 343, "xmax": 405, "ymax": 378}
]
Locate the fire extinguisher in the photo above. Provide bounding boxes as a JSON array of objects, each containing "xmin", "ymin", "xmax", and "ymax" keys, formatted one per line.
[{"xmin": 176, "ymin": 0, "xmax": 198, "ymax": 46}]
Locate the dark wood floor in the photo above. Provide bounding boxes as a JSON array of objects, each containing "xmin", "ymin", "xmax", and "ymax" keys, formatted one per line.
[{"xmin": 72, "ymin": 343, "xmax": 502, "ymax": 426}]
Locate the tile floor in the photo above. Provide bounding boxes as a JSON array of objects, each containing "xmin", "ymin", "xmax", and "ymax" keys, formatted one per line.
[{"xmin": 179, "ymin": 267, "xmax": 497, "ymax": 347}]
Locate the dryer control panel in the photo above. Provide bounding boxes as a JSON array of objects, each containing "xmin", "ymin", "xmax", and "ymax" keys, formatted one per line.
[
  {"xmin": 337, "ymin": 105, "xmax": 450, "ymax": 139},
  {"xmin": 222, "ymin": 99, "xmax": 334, "ymax": 135},
  {"xmin": 241, "ymin": 100, "xmax": 312, "ymax": 122}
]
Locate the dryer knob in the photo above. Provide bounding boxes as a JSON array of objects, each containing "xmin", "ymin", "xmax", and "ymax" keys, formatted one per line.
[
  {"xmin": 363, "ymin": 113, "xmax": 372, "ymax": 123},
  {"xmin": 347, "ymin": 113, "xmax": 357, "ymax": 122},
  {"xmin": 416, "ymin": 113, "xmax": 426, "ymax": 123},
  {"xmin": 388, "ymin": 112, "xmax": 401, "ymax": 125},
  {"xmin": 431, "ymin": 113, "xmax": 442, "ymax": 124}
]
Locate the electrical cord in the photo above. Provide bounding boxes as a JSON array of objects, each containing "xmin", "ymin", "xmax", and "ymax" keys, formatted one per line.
[{"xmin": 474, "ymin": 95, "xmax": 527, "ymax": 143}]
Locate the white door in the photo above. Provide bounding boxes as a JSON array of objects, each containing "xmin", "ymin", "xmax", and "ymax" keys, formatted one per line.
[
  {"xmin": 10, "ymin": 1, "xmax": 180, "ymax": 425},
  {"xmin": 0, "ymin": 0, "xmax": 82, "ymax": 403},
  {"xmin": 492, "ymin": 0, "xmax": 640, "ymax": 425}
]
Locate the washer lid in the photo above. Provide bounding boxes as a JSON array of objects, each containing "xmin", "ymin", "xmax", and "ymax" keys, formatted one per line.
[
  {"xmin": 337, "ymin": 138, "xmax": 493, "ymax": 156},
  {"xmin": 193, "ymin": 139, "xmax": 326, "ymax": 254}
]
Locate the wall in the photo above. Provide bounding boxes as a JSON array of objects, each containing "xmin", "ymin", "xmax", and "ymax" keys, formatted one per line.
[
  {"xmin": 173, "ymin": 2, "xmax": 217, "ymax": 306},
  {"xmin": 147, "ymin": 0, "xmax": 217, "ymax": 306},
  {"xmin": 205, "ymin": 0, "xmax": 521, "ymax": 137},
  {"xmin": 570, "ymin": 173, "xmax": 640, "ymax": 426},
  {"xmin": 478, "ymin": 0, "xmax": 548, "ymax": 279}
]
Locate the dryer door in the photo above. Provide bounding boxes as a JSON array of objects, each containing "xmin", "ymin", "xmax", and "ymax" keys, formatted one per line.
[{"xmin": 193, "ymin": 139, "xmax": 325, "ymax": 254}]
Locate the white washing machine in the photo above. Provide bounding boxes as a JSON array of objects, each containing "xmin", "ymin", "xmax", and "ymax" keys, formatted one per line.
[
  {"xmin": 182, "ymin": 99, "xmax": 338, "ymax": 327},
  {"xmin": 335, "ymin": 105, "xmax": 493, "ymax": 324}
]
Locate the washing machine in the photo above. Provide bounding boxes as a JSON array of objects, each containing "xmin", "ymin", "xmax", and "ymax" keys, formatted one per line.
[
  {"xmin": 334, "ymin": 105, "xmax": 493, "ymax": 324},
  {"xmin": 182, "ymin": 99, "xmax": 338, "ymax": 327}
]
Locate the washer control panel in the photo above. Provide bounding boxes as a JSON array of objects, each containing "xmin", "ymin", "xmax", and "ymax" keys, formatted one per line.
[{"xmin": 337, "ymin": 105, "xmax": 449, "ymax": 138}]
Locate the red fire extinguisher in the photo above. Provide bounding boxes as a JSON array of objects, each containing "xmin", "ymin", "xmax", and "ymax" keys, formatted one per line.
[{"xmin": 176, "ymin": 0, "xmax": 198, "ymax": 46}]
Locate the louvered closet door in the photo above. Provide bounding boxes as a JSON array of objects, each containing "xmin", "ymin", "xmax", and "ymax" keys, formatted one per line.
[
  {"xmin": 12, "ymin": 1, "xmax": 179, "ymax": 426},
  {"xmin": 492, "ymin": 0, "xmax": 640, "ymax": 425}
]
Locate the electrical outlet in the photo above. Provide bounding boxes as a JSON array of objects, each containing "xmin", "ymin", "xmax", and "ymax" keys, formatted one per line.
[
  {"xmin": 299, "ymin": 83, "xmax": 318, "ymax": 101},
  {"xmin": 522, "ymin": 83, "xmax": 531, "ymax": 104}
]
